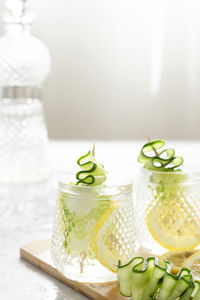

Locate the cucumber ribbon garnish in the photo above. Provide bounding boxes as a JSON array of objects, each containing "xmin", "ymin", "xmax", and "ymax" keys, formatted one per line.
[
  {"xmin": 137, "ymin": 140, "xmax": 200, "ymax": 251},
  {"xmin": 137, "ymin": 140, "xmax": 183, "ymax": 171},
  {"xmin": 76, "ymin": 146, "xmax": 107, "ymax": 186},
  {"xmin": 118, "ymin": 256, "xmax": 200, "ymax": 299}
]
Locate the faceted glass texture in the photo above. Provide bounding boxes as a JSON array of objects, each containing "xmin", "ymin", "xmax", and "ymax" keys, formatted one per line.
[
  {"xmin": 0, "ymin": 12, "xmax": 51, "ymax": 183},
  {"xmin": 0, "ymin": 98, "xmax": 49, "ymax": 183},
  {"xmin": 135, "ymin": 168, "xmax": 200, "ymax": 255},
  {"xmin": 51, "ymin": 180, "xmax": 135, "ymax": 283},
  {"xmin": 0, "ymin": 25, "xmax": 51, "ymax": 87}
]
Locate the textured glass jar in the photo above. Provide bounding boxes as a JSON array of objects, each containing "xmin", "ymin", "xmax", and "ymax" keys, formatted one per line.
[
  {"xmin": 0, "ymin": 1, "xmax": 51, "ymax": 183},
  {"xmin": 51, "ymin": 178, "xmax": 135, "ymax": 283},
  {"xmin": 135, "ymin": 168, "xmax": 200, "ymax": 256}
]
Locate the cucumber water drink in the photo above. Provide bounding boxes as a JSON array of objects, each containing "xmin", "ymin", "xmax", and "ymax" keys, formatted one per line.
[
  {"xmin": 51, "ymin": 149, "xmax": 135, "ymax": 283},
  {"xmin": 136, "ymin": 140, "xmax": 200, "ymax": 255}
]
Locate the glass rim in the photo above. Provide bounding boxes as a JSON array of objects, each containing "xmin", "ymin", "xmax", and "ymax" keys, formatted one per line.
[
  {"xmin": 139, "ymin": 167, "xmax": 200, "ymax": 185},
  {"xmin": 58, "ymin": 175, "xmax": 132, "ymax": 198},
  {"xmin": 140, "ymin": 167, "xmax": 200, "ymax": 176},
  {"xmin": 59, "ymin": 178, "xmax": 132, "ymax": 190}
]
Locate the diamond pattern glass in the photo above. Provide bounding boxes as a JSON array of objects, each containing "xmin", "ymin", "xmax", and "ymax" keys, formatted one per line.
[{"xmin": 51, "ymin": 181, "xmax": 135, "ymax": 283}]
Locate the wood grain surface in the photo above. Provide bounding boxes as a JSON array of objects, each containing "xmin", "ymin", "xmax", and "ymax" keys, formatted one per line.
[{"xmin": 20, "ymin": 239, "xmax": 126, "ymax": 300}]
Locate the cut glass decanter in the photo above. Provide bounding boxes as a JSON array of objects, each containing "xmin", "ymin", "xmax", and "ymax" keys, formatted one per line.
[{"xmin": 0, "ymin": 0, "xmax": 51, "ymax": 183}]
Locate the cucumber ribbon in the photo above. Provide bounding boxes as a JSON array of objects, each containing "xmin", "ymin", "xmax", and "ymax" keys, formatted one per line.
[
  {"xmin": 76, "ymin": 150, "xmax": 107, "ymax": 186},
  {"xmin": 137, "ymin": 140, "xmax": 183, "ymax": 171},
  {"xmin": 118, "ymin": 256, "xmax": 199, "ymax": 300}
]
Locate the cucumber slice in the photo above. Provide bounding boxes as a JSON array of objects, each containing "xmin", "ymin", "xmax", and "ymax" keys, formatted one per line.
[
  {"xmin": 117, "ymin": 257, "xmax": 143, "ymax": 297},
  {"xmin": 157, "ymin": 273, "xmax": 177, "ymax": 300},
  {"xmin": 117, "ymin": 256, "xmax": 197, "ymax": 300},
  {"xmin": 167, "ymin": 278, "xmax": 191, "ymax": 300},
  {"xmin": 143, "ymin": 264, "xmax": 166, "ymax": 299},
  {"xmin": 131, "ymin": 257, "xmax": 159, "ymax": 300},
  {"xmin": 193, "ymin": 281, "xmax": 200, "ymax": 300},
  {"xmin": 76, "ymin": 150, "xmax": 107, "ymax": 186},
  {"xmin": 137, "ymin": 139, "xmax": 184, "ymax": 172},
  {"xmin": 157, "ymin": 268, "xmax": 192, "ymax": 300},
  {"xmin": 179, "ymin": 284, "xmax": 195, "ymax": 300},
  {"xmin": 137, "ymin": 140, "xmax": 165, "ymax": 164}
]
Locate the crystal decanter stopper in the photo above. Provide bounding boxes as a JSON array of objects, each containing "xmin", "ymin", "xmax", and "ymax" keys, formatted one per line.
[{"xmin": 0, "ymin": 0, "xmax": 51, "ymax": 183}]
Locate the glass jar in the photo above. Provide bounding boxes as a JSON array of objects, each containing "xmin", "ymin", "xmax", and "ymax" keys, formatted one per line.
[
  {"xmin": 51, "ymin": 178, "xmax": 135, "ymax": 283},
  {"xmin": 135, "ymin": 168, "xmax": 200, "ymax": 256},
  {"xmin": 0, "ymin": 0, "xmax": 51, "ymax": 183}
]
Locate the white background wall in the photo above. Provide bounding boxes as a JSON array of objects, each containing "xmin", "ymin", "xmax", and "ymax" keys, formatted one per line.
[{"xmin": 0, "ymin": 0, "xmax": 200, "ymax": 139}]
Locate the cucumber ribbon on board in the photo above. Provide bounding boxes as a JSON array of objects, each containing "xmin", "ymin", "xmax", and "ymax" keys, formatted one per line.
[{"xmin": 118, "ymin": 256, "xmax": 200, "ymax": 300}]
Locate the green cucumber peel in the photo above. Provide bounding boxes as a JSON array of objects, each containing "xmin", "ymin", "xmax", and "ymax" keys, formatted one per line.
[
  {"xmin": 179, "ymin": 283, "xmax": 195, "ymax": 300},
  {"xmin": 117, "ymin": 257, "xmax": 200, "ymax": 300},
  {"xmin": 131, "ymin": 258, "xmax": 151, "ymax": 300},
  {"xmin": 138, "ymin": 141, "xmax": 189, "ymax": 251},
  {"xmin": 137, "ymin": 139, "xmax": 184, "ymax": 172},
  {"xmin": 138, "ymin": 140, "xmax": 187, "ymax": 187},
  {"xmin": 117, "ymin": 257, "xmax": 144, "ymax": 297},
  {"xmin": 193, "ymin": 281, "xmax": 200, "ymax": 300},
  {"xmin": 76, "ymin": 150, "xmax": 107, "ymax": 186}
]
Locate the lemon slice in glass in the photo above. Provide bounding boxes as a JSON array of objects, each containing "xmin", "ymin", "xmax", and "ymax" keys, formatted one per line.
[
  {"xmin": 91, "ymin": 203, "xmax": 135, "ymax": 273},
  {"xmin": 182, "ymin": 251, "xmax": 200, "ymax": 280},
  {"xmin": 146, "ymin": 192, "xmax": 200, "ymax": 250},
  {"xmin": 158, "ymin": 250, "xmax": 199, "ymax": 275}
]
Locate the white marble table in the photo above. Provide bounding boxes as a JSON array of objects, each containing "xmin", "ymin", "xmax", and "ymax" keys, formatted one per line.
[{"xmin": 1, "ymin": 139, "xmax": 200, "ymax": 300}]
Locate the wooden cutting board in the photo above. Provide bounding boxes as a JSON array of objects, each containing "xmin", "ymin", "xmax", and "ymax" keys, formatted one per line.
[{"xmin": 20, "ymin": 239, "xmax": 126, "ymax": 300}]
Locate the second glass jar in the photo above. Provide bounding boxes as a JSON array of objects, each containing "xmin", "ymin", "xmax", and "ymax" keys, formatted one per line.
[{"xmin": 135, "ymin": 168, "xmax": 200, "ymax": 256}]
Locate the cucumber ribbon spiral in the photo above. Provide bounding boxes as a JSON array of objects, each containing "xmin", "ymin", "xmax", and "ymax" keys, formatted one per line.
[
  {"xmin": 118, "ymin": 256, "xmax": 200, "ymax": 299},
  {"xmin": 137, "ymin": 140, "xmax": 183, "ymax": 171},
  {"xmin": 76, "ymin": 151, "xmax": 107, "ymax": 186}
]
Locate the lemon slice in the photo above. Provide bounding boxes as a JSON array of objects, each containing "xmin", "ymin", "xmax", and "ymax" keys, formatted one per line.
[
  {"xmin": 91, "ymin": 203, "xmax": 135, "ymax": 273},
  {"xmin": 182, "ymin": 251, "xmax": 200, "ymax": 280},
  {"xmin": 158, "ymin": 250, "xmax": 199, "ymax": 275},
  {"xmin": 146, "ymin": 191, "xmax": 200, "ymax": 250}
]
